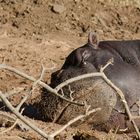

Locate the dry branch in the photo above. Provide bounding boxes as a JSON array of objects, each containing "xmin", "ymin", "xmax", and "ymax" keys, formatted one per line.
[
  {"xmin": 16, "ymin": 64, "xmax": 47, "ymax": 111},
  {"xmin": 0, "ymin": 63, "xmax": 84, "ymax": 106},
  {"xmin": 100, "ymin": 65, "xmax": 140, "ymax": 138},
  {"xmin": 55, "ymin": 72, "xmax": 102, "ymax": 92},
  {"xmin": 0, "ymin": 119, "xmax": 18, "ymax": 134},
  {"xmin": 16, "ymin": 94, "xmax": 30, "ymax": 111},
  {"xmin": 0, "ymin": 91, "xmax": 100, "ymax": 140},
  {"xmin": 49, "ymin": 107, "xmax": 101, "ymax": 138},
  {"xmin": 0, "ymin": 91, "xmax": 50, "ymax": 139},
  {"xmin": 0, "ymin": 108, "xmax": 25, "ymax": 134}
]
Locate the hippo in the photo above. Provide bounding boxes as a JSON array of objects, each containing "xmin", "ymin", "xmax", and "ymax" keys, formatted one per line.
[{"xmin": 39, "ymin": 32, "xmax": 140, "ymax": 132}]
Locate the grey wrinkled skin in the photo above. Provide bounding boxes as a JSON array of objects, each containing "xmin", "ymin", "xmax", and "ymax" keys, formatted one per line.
[{"xmin": 39, "ymin": 63, "xmax": 117, "ymax": 129}]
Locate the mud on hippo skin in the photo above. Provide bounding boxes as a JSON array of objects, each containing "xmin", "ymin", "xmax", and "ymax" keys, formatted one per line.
[{"xmin": 40, "ymin": 63, "xmax": 117, "ymax": 125}]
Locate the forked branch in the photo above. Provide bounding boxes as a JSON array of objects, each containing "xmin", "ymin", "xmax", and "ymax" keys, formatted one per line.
[{"xmin": 0, "ymin": 63, "xmax": 84, "ymax": 106}]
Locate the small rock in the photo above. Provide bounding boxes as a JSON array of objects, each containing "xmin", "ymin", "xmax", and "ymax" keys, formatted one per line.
[{"xmin": 52, "ymin": 4, "xmax": 66, "ymax": 14}]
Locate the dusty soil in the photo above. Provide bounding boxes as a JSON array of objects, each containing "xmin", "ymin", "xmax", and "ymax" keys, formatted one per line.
[{"xmin": 0, "ymin": 0, "xmax": 140, "ymax": 139}]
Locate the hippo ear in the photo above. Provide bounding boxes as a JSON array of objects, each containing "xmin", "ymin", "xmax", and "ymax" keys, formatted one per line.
[{"xmin": 88, "ymin": 32, "xmax": 99, "ymax": 49}]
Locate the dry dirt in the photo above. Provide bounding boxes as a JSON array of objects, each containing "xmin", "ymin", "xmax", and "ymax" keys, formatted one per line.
[{"xmin": 0, "ymin": 0, "xmax": 140, "ymax": 139}]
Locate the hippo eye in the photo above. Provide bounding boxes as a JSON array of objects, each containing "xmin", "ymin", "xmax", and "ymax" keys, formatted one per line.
[
  {"xmin": 124, "ymin": 56, "xmax": 136, "ymax": 65},
  {"xmin": 125, "ymin": 57, "xmax": 131, "ymax": 63}
]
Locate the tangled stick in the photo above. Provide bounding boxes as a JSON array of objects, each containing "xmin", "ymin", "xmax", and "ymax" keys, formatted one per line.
[
  {"xmin": 0, "ymin": 91, "xmax": 50, "ymax": 139},
  {"xmin": 0, "ymin": 63, "xmax": 83, "ymax": 106},
  {"xmin": 0, "ymin": 60, "xmax": 140, "ymax": 138},
  {"xmin": 0, "ymin": 91, "xmax": 100, "ymax": 140}
]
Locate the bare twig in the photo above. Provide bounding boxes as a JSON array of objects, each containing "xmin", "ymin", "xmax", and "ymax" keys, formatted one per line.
[
  {"xmin": 131, "ymin": 116, "xmax": 140, "ymax": 119},
  {"xmin": 55, "ymin": 72, "xmax": 102, "ymax": 92},
  {"xmin": 0, "ymin": 111, "xmax": 16, "ymax": 123},
  {"xmin": 0, "ymin": 63, "xmax": 84, "ymax": 106},
  {"xmin": 40, "ymin": 63, "xmax": 47, "ymax": 80},
  {"xmin": 0, "ymin": 119, "xmax": 18, "ymax": 134},
  {"xmin": 100, "ymin": 61, "xmax": 140, "ymax": 138},
  {"xmin": 60, "ymin": 88, "xmax": 64, "ymax": 96},
  {"xmin": 0, "ymin": 108, "xmax": 25, "ymax": 134},
  {"xmin": 16, "ymin": 63, "xmax": 47, "ymax": 111},
  {"xmin": 0, "ymin": 136, "xmax": 26, "ymax": 140},
  {"xmin": 136, "ymin": 99, "xmax": 140, "ymax": 115},
  {"xmin": 16, "ymin": 94, "xmax": 29, "ymax": 111},
  {"xmin": 0, "ymin": 111, "xmax": 29, "ymax": 132},
  {"xmin": 100, "ymin": 58, "xmax": 114, "ymax": 71},
  {"xmin": 49, "ymin": 107, "xmax": 101, "ymax": 138},
  {"xmin": 84, "ymin": 101, "xmax": 91, "ymax": 114},
  {"xmin": 53, "ymin": 86, "xmax": 75, "ymax": 123},
  {"xmin": 68, "ymin": 85, "xmax": 74, "ymax": 101},
  {"xmin": 0, "ymin": 91, "xmax": 50, "ymax": 139},
  {"xmin": 0, "ymin": 91, "xmax": 100, "ymax": 140}
]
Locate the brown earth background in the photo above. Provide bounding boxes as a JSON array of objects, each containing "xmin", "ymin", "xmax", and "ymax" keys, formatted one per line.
[{"xmin": 0, "ymin": 0, "xmax": 140, "ymax": 139}]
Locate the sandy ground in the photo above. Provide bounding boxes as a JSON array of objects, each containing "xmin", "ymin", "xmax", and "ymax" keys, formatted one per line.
[{"xmin": 0, "ymin": 0, "xmax": 140, "ymax": 139}]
